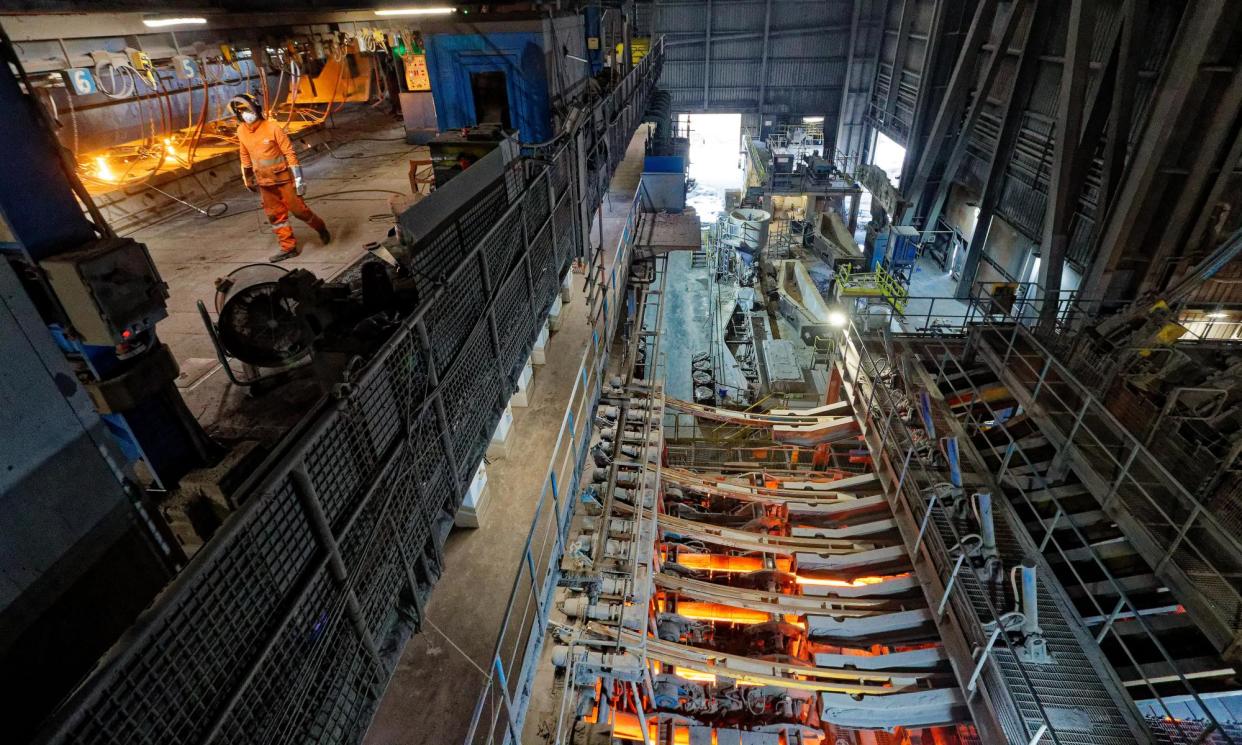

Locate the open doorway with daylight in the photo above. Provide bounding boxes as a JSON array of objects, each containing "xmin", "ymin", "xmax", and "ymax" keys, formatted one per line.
[
  {"xmin": 678, "ymin": 113, "xmax": 744, "ymax": 222},
  {"xmin": 855, "ymin": 130, "xmax": 907, "ymax": 243}
]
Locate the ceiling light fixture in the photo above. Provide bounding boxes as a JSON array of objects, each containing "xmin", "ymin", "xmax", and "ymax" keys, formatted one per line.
[
  {"xmin": 375, "ymin": 6, "xmax": 457, "ymax": 16},
  {"xmin": 141, "ymin": 17, "xmax": 208, "ymax": 28}
]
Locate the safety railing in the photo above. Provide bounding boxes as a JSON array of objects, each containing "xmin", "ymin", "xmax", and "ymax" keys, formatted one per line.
[
  {"xmin": 836, "ymin": 262, "xmax": 910, "ymax": 314},
  {"xmin": 915, "ymin": 336, "xmax": 1238, "ymax": 744},
  {"xmin": 838, "ymin": 319, "xmax": 1156, "ymax": 743},
  {"xmin": 963, "ymin": 310, "xmax": 1242, "ymax": 666},
  {"xmin": 463, "ymin": 182, "xmax": 647, "ymax": 745}
]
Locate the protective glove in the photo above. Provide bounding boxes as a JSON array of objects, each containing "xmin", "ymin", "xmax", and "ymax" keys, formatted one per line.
[
  {"xmin": 292, "ymin": 165, "xmax": 307, "ymax": 197},
  {"xmin": 242, "ymin": 166, "xmax": 257, "ymax": 192}
]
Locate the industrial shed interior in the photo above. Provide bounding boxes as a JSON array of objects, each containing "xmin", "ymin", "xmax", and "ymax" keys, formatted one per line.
[{"xmin": 8, "ymin": 0, "xmax": 1242, "ymax": 744}]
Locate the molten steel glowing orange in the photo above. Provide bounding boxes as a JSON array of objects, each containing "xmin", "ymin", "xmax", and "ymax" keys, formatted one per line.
[
  {"xmin": 675, "ymin": 554, "xmax": 792, "ymax": 573},
  {"xmin": 794, "ymin": 573, "xmax": 902, "ymax": 587}
]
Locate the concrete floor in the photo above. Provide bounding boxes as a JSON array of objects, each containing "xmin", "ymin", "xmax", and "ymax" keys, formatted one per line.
[
  {"xmin": 900, "ymin": 254, "xmax": 970, "ymax": 331},
  {"xmin": 126, "ymin": 107, "xmax": 424, "ymax": 438},
  {"xmin": 361, "ymin": 130, "xmax": 649, "ymax": 745}
]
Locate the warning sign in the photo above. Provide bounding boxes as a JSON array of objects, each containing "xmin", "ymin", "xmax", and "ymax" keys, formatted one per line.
[{"xmin": 404, "ymin": 54, "xmax": 430, "ymax": 92}]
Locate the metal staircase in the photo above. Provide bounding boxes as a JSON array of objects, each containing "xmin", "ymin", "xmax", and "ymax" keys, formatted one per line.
[
  {"xmin": 837, "ymin": 323, "xmax": 1156, "ymax": 743},
  {"xmin": 901, "ymin": 332, "xmax": 1242, "ymax": 744}
]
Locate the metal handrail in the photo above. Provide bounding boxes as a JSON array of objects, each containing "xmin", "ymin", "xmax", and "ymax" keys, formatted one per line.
[
  {"xmin": 915, "ymin": 336, "xmax": 1235, "ymax": 744},
  {"xmin": 463, "ymin": 180, "xmax": 651, "ymax": 743},
  {"xmin": 961, "ymin": 303, "xmax": 1242, "ymax": 652},
  {"xmin": 835, "ymin": 321, "xmax": 1116, "ymax": 744}
]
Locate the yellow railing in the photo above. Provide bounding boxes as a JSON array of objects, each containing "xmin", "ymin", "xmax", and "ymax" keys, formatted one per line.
[{"xmin": 836, "ymin": 263, "xmax": 908, "ymax": 314}]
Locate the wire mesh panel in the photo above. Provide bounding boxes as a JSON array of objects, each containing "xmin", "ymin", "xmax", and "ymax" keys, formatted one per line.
[
  {"xmin": 441, "ymin": 322, "xmax": 504, "ymax": 486},
  {"xmin": 529, "ymin": 226, "xmax": 558, "ymax": 320},
  {"xmin": 496, "ymin": 259, "xmax": 536, "ymax": 384},
  {"xmin": 409, "ymin": 178, "xmax": 511, "ymax": 285},
  {"xmin": 424, "ymin": 260, "xmax": 487, "ymax": 376},
  {"xmin": 217, "ymin": 565, "xmax": 337, "ymax": 744},
  {"xmin": 522, "ymin": 171, "xmax": 551, "ymax": 240},
  {"xmin": 552, "ymin": 196, "xmax": 576, "ymax": 270},
  {"xmin": 483, "ymin": 208, "xmax": 523, "ymax": 290},
  {"xmin": 54, "ymin": 481, "xmax": 317, "ymax": 745}
]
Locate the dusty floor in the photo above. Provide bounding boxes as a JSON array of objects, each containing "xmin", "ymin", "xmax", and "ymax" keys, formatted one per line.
[
  {"xmin": 124, "ymin": 107, "xmax": 424, "ymax": 437},
  {"xmin": 360, "ymin": 131, "xmax": 648, "ymax": 745}
]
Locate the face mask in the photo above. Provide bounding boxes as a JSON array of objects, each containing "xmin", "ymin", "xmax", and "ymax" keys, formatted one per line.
[{"xmin": 241, "ymin": 111, "xmax": 257, "ymax": 124}]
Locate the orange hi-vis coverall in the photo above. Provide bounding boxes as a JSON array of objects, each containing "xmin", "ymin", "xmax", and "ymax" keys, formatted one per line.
[{"xmin": 237, "ymin": 118, "xmax": 326, "ymax": 253}]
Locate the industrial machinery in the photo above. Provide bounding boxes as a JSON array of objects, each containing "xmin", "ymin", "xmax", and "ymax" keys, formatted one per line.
[
  {"xmin": 427, "ymin": 125, "xmax": 507, "ymax": 187},
  {"xmin": 24, "ymin": 35, "xmax": 667, "ymax": 745},
  {"xmin": 199, "ymin": 259, "xmax": 419, "ymax": 387}
]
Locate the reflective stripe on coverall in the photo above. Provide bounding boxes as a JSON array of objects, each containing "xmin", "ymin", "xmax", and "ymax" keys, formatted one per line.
[{"xmin": 238, "ymin": 118, "xmax": 326, "ymax": 253}]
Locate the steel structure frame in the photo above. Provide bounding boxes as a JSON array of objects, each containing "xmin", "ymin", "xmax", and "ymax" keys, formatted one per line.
[
  {"xmin": 908, "ymin": 335, "xmax": 1242, "ymax": 742},
  {"xmin": 853, "ymin": 0, "xmax": 1242, "ymax": 307},
  {"xmin": 959, "ymin": 317, "xmax": 1242, "ymax": 665},
  {"xmin": 30, "ymin": 39, "xmax": 665, "ymax": 745},
  {"xmin": 836, "ymin": 320, "xmax": 1152, "ymax": 743}
]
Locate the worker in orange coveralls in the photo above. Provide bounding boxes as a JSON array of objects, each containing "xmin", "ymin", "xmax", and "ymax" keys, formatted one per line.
[{"xmin": 229, "ymin": 94, "xmax": 331, "ymax": 262}]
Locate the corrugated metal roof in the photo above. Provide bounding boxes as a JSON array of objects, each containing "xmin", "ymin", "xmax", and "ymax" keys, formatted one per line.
[{"xmin": 652, "ymin": 0, "xmax": 849, "ymax": 114}]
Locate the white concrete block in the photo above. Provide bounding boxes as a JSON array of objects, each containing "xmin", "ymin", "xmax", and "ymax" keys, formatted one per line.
[
  {"xmin": 511, "ymin": 362, "xmax": 535, "ymax": 407},
  {"xmin": 560, "ymin": 271, "xmax": 573, "ymax": 302},
  {"xmin": 456, "ymin": 462, "xmax": 490, "ymax": 528},
  {"xmin": 487, "ymin": 405, "xmax": 515, "ymax": 459},
  {"xmin": 531, "ymin": 324, "xmax": 549, "ymax": 365},
  {"xmin": 547, "ymin": 295, "xmax": 564, "ymax": 332}
]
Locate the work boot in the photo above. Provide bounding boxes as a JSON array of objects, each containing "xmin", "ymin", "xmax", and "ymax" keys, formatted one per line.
[
  {"xmin": 317, "ymin": 227, "xmax": 332, "ymax": 245},
  {"xmin": 270, "ymin": 248, "xmax": 300, "ymax": 263}
]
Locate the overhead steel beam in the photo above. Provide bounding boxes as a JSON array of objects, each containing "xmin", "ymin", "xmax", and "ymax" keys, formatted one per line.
[
  {"xmin": 900, "ymin": 0, "xmax": 1000, "ymax": 225},
  {"xmin": 1098, "ymin": 0, "xmax": 1144, "ymax": 217},
  {"xmin": 835, "ymin": 0, "xmax": 864, "ymax": 156},
  {"xmin": 862, "ymin": 0, "xmax": 890, "ymax": 164},
  {"xmin": 1081, "ymin": 0, "xmax": 1238, "ymax": 302},
  {"xmin": 757, "ymin": 0, "xmax": 773, "ymax": 123},
  {"xmin": 918, "ymin": 0, "xmax": 1028, "ymax": 240},
  {"xmin": 1037, "ymin": 0, "xmax": 1094, "ymax": 325},
  {"xmin": 955, "ymin": 0, "xmax": 1050, "ymax": 300},
  {"xmin": 898, "ymin": 0, "xmax": 952, "ymax": 212},
  {"xmin": 1140, "ymin": 62, "xmax": 1242, "ymax": 294},
  {"xmin": 1172, "ymin": 104, "xmax": 1242, "ymax": 289},
  {"xmin": 664, "ymin": 23, "xmax": 851, "ymax": 47},
  {"xmin": 703, "ymin": 0, "xmax": 711, "ymax": 108},
  {"xmin": 882, "ymin": 0, "xmax": 914, "ymax": 136}
]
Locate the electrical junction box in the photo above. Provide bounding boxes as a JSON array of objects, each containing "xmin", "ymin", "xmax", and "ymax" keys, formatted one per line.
[{"xmin": 40, "ymin": 237, "xmax": 168, "ymax": 346}]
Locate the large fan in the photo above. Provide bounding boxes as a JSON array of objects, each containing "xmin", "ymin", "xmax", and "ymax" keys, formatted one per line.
[{"xmin": 213, "ymin": 264, "xmax": 310, "ymax": 367}]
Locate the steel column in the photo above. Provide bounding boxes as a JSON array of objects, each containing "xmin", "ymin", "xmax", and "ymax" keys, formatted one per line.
[
  {"xmin": 1081, "ymin": 0, "xmax": 1237, "ymax": 301},
  {"xmin": 882, "ymin": 0, "xmax": 914, "ymax": 134},
  {"xmin": 1037, "ymin": 0, "xmax": 1094, "ymax": 326},
  {"xmin": 1098, "ymin": 0, "xmax": 1144, "ymax": 217},
  {"xmin": 919, "ymin": 0, "xmax": 1028, "ymax": 238},
  {"xmin": 1142, "ymin": 60, "xmax": 1242, "ymax": 293},
  {"xmin": 955, "ymin": 0, "xmax": 1050, "ymax": 300},
  {"xmin": 902, "ymin": 0, "xmax": 1000, "ymax": 224},
  {"xmin": 756, "ymin": 0, "xmax": 773, "ymax": 122}
]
